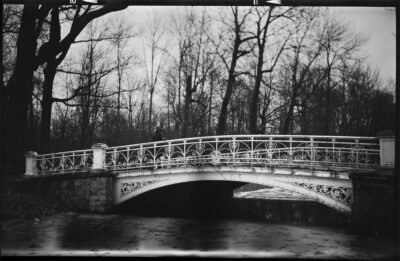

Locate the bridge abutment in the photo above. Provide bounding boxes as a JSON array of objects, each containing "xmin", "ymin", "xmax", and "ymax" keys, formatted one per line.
[
  {"xmin": 84, "ymin": 174, "xmax": 114, "ymax": 213},
  {"xmin": 4, "ymin": 172, "xmax": 115, "ymax": 218},
  {"xmin": 350, "ymin": 169, "xmax": 395, "ymax": 235}
]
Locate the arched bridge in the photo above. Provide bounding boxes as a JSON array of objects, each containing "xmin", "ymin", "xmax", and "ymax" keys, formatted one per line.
[{"xmin": 24, "ymin": 135, "xmax": 395, "ymax": 214}]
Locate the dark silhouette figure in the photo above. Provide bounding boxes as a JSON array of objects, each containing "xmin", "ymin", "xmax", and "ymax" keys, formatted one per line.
[{"xmin": 152, "ymin": 125, "xmax": 164, "ymax": 142}]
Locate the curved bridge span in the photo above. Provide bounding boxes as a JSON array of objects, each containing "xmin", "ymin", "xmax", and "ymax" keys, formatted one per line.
[
  {"xmin": 25, "ymin": 135, "xmax": 390, "ymax": 214},
  {"xmin": 115, "ymin": 166, "xmax": 356, "ymax": 213}
]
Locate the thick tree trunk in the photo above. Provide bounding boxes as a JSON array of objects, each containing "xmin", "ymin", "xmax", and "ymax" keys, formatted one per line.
[
  {"xmin": 80, "ymin": 112, "xmax": 89, "ymax": 149},
  {"xmin": 128, "ymin": 95, "xmax": 133, "ymax": 130},
  {"xmin": 117, "ymin": 43, "xmax": 122, "ymax": 116},
  {"xmin": 28, "ymin": 100, "xmax": 35, "ymax": 148},
  {"xmin": 300, "ymin": 104, "xmax": 309, "ymax": 135},
  {"xmin": 40, "ymin": 8, "xmax": 60, "ymax": 153},
  {"xmin": 176, "ymin": 51, "xmax": 183, "ymax": 134},
  {"xmin": 149, "ymin": 90, "xmax": 153, "ymax": 136},
  {"xmin": 167, "ymin": 87, "xmax": 170, "ymax": 134},
  {"xmin": 2, "ymin": 3, "xmax": 39, "ymax": 174},
  {"xmin": 249, "ymin": 44, "xmax": 265, "ymax": 134},
  {"xmin": 208, "ymin": 81, "xmax": 213, "ymax": 135},
  {"xmin": 40, "ymin": 61, "xmax": 57, "ymax": 153},
  {"xmin": 324, "ymin": 66, "xmax": 332, "ymax": 134},
  {"xmin": 217, "ymin": 72, "xmax": 236, "ymax": 135},
  {"xmin": 324, "ymin": 45, "xmax": 332, "ymax": 134},
  {"xmin": 183, "ymin": 75, "xmax": 192, "ymax": 137},
  {"xmin": 249, "ymin": 84, "xmax": 261, "ymax": 134},
  {"xmin": 281, "ymin": 83, "xmax": 299, "ymax": 134},
  {"xmin": 217, "ymin": 46, "xmax": 238, "ymax": 135}
]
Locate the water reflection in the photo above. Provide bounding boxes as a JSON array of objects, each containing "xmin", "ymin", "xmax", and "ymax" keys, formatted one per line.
[
  {"xmin": 1, "ymin": 212, "xmax": 394, "ymax": 259},
  {"xmin": 62, "ymin": 214, "xmax": 126, "ymax": 250},
  {"xmin": 167, "ymin": 219, "xmax": 229, "ymax": 250}
]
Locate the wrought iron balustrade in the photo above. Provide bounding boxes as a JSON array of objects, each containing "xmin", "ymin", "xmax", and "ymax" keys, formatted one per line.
[
  {"xmin": 28, "ymin": 135, "xmax": 381, "ymax": 175},
  {"xmin": 35, "ymin": 149, "xmax": 93, "ymax": 175},
  {"xmin": 104, "ymin": 135, "xmax": 380, "ymax": 171}
]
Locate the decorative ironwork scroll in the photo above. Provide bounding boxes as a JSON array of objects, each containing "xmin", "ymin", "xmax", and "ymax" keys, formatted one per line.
[
  {"xmin": 104, "ymin": 135, "xmax": 380, "ymax": 171},
  {"xmin": 120, "ymin": 179, "xmax": 167, "ymax": 197},
  {"xmin": 289, "ymin": 182, "xmax": 353, "ymax": 205},
  {"xmin": 36, "ymin": 150, "xmax": 93, "ymax": 174}
]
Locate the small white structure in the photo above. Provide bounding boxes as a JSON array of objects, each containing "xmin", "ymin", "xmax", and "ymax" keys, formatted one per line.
[
  {"xmin": 24, "ymin": 151, "xmax": 38, "ymax": 176},
  {"xmin": 378, "ymin": 133, "xmax": 395, "ymax": 168},
  {"xmin": 92, "ymin": 143, "xmax": 108, "ymax": 170}
]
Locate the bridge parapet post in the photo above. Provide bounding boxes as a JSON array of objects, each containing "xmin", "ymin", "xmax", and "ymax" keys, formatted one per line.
[
  {"xmin": 378, "ymin": 132, "xmax": 395, "ymax": 168},
  {"xmin": 91, "ymin": 143, "xmax": 108, "ymax": 171},
  {"xmin": 24, "ymin": 151, "xmax": 38, "ymax": 176}
]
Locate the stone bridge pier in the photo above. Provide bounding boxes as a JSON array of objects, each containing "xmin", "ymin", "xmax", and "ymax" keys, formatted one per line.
[
  {"xmin": 349, "ymin": 133, "xmax": 396, "ymax": 234},
  {"xmin": 14, "ymin": 172, "xmax": 115, "ymax": 213}
]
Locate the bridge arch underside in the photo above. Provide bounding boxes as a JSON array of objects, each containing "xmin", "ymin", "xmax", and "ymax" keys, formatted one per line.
[{"xmin": 114, "ymin": 167, "xmax": 353, "ymax": 214}]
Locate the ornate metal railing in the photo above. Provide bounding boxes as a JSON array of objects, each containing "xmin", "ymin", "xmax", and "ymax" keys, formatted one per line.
[
  {"xmin": 104, "ymin": 135, "xmax": 380, "ymax": 171},
  {"xmin": 35, "ymin": 149, "xmax": 93, "ymax": 175},
  {"xmin": 27, "ymin": 135, "xmax": 382, "ymax": 175}
]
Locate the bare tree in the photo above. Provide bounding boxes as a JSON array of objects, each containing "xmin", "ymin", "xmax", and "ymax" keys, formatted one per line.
[
  {"xmin": 248, "ymin": 6, "xmax": 298, "ymax": 134},
  {"xmin": 40, "ymin": 8, "xmax": 129, "ymax": 152},
  {"xmin": 215, "ymin": 6, "xmax": 256, "ymax": 135},
  {"xmin": 2, "ymin": 4, "xmax": 22, "ymax": 86},
  {"xmin": 74, "ymin": 24, "xmax": 113, "ymax": 148},
  {"xmin": 3, "ymin": 3, "xmax": 50, "ymax": 171},
  {"xmin": 125, "ymin": 73, "xmax": 143, "ymax": 132},
  {"xmin": 109, "ymin": 15, "xmax": 136, "ymax": 116},
  {"xmin": 280, "ymin": 9, "xmax": 324, "ymax": 134},
  {"xmin": 2, "ymin": 3, "xmax": 127, "ymax": 173},
  {"xmin": 168, "ymin": 8, "xmax": 218, "ymax": 137},
  {"xmin": 143, "ymin": 11, "xmax": 168, "ymax": 137},
  {"xmin": 320, "ymin": 15, "xmax": 367, "ymax": 133}
]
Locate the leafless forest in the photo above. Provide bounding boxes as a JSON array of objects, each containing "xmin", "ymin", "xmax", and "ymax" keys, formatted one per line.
[{"xmin": 2, "ymin": 4, "xmax": 395, "ymax": 174}]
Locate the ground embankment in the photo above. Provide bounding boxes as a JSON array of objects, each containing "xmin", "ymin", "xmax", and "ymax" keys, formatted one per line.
[{"xmin": 2, "ymin": 176, "xmax": 69, "ymax": 220}]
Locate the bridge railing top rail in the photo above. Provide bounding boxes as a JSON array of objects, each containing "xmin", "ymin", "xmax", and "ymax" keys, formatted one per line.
[
  {"xmin": 106, "ymin": 135, "xmax": 379, "ymax": 150},
  {"xmin": 36, "ymin": 148, "xmax": 93, "ymax": 158}
]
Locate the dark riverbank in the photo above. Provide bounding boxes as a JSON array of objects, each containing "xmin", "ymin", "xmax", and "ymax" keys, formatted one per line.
[{"xmin": 2, "ymin": 177, "xmax": 70, "ymax": 220}]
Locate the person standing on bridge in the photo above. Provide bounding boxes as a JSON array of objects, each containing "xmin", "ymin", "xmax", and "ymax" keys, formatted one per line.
[{"xmin": 152, "ymin": 122, "xmax": 165, "ymax": 142}]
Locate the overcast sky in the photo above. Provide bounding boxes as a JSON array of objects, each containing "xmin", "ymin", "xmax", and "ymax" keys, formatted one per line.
[
  {"xmin": 330, "ymin": 7, "xmax": 396, "ymax": 80},
  {"xmin": 110, "ymin": 6, "xmax": 396, "ymax": 81}
]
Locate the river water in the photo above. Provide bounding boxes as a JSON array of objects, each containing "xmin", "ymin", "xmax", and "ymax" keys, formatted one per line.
[{"xmin": 1, "ymin": 212, "xmax": 395, "ymax": 258}]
